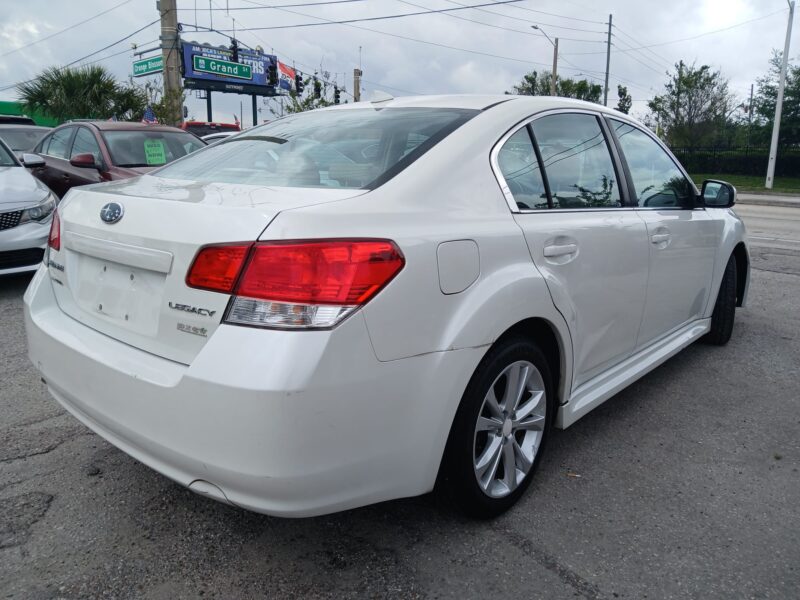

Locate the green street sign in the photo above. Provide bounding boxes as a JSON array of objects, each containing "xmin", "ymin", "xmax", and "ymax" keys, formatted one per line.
[
  {"xmin": 192, "ymin": 55, "xmax": 252, "ymax": 80},
  {"xmin": 132, "ymin": 56, "xmax": 163, "ymax": 77}
]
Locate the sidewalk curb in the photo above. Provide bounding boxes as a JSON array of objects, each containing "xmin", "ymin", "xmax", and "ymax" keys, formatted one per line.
[{"xmin": 737, "ymin": 197, "xmax": 800, "ymax": 209}]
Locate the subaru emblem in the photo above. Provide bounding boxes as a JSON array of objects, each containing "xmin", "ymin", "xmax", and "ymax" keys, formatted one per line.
[{"xmin": 100, "ymin": 202, "xmax": 124, "ymax": 224}]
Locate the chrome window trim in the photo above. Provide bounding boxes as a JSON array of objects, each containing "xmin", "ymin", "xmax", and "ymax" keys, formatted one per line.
[{"xmin": 490, "ymin": 108, "xmax": 634, "ymax": 214}]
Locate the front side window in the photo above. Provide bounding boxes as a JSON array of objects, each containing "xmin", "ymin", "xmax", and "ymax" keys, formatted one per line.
[
  {"xmin": 71, "ymin": 127, "xmax": 102, "ymax": 162},
  {"xmin": 531, "ymin": 114, "xmax": 621, "ymax": 209},
  {"xmin": 45, "ymin": 127, "xmax": 74, "ymax": 159},
  {"xmin": 496, "ymin": 127, "xmax": 547, "ymax": 210},
  {"xmin": 102, "ymin": 130, "xmax": 205, "ymax": 168},
  {"xmin": 155, "ymin": 108, "xmax": 477, "ymax": 189},
  {"xmin": 610, "ymin": 120, "xmax": 693, "ymax": 208}
]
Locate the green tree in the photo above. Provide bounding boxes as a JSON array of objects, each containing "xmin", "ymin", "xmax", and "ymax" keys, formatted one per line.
[
  {"xmin": 272, "ymin": 72, "xmax": 337, "ymax": 115},
  {"xmin": 508, "ymin": 70, "xmax": 602, "ymax": 103},
  {"xmin": 140, "ymin": 79, "xmax": 185, "ymax": 126},
  {"xmin": 616, "ymin": 85, "xmax": 632, "ymax": 114},
  {"xmin": 17, "ymin": 65, "xmax": 147, "ymax": 123},
  {"xmin": 753, "ymin": 50, "xmax": 800, "ymax": 146},
  {"xmin": 647, "ymin": 61, "xmax": 735, "ymax": 148}
]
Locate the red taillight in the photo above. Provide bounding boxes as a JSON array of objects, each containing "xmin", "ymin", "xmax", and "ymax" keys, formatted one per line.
[
  {"xmin": 48, "ymin": 210, "xmax": 61, "ymax": 251},
  {"xmin": 186, "ymin": 244, "xmax": 251, "ymax": 293},
  {"xmin": 236, "ymin": 240, "xmax": 405, "ymax": 305}
]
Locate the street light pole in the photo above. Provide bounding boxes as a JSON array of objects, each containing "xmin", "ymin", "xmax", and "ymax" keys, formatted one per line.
[
  {"xmin": 766, "ymin": 0, "xmax": 795, "ymax": 189},
  {"xmin": 532, "ymin": 26, "xmax": 558, "ymax": 96}
]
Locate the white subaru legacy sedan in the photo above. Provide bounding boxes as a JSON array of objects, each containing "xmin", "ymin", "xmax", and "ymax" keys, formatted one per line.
[{"xmin": 24, "ymin": 95, "xmax": 749, "ymax": 518}]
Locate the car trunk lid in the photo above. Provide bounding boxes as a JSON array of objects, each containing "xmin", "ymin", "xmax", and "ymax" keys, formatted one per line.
[{"xmin": 48, "ymin": 175, "xmax": 365, "ymax": 364}]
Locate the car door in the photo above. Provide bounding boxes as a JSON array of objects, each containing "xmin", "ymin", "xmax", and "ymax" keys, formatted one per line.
[
  {"xmin": 34, "ymin": 126, "xmax": 77, "ymax": 197},
  {"xmin": 606, "ymin": 118, "xmax": 721, "ymax": 348},
  {"xmin": 66, "ymin": 126, "xmax": 105, "ymax": 189},
  {"xmin": 495, "ymin": 111, "xmax": 650, "ymax": 389}
]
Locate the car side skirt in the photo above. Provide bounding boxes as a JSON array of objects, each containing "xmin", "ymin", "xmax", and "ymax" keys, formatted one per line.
[{"xmin": 557, "ymin": 318, "xmax": 711, "ymax": 428}]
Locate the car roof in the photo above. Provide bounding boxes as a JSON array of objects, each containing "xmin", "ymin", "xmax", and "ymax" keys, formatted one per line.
[
  {"xmin": 58, "ymin": 121, "xmax": 187, "ymax": 133},
  {"xmin": 0, "ymin": 124, "xmax": 51, "ymax": 130},
  {"xmin": 320, "ymin": 94, "xmax": 627, "ymax": 117}
]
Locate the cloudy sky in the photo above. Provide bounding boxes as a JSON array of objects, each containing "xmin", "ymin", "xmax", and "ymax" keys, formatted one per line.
[{"xmin": 0, "ymin": 0, "xmax": 796, "ymax": 124}]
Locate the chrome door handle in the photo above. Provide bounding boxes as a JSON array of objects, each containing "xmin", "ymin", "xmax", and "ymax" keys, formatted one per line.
[
  {"xmin": 543, "ymin": 243, "xmax": 578, "ymax": 257},
  {"xmin": 650, "ymin": 233, "xmax": 670, "ymax": 244}
]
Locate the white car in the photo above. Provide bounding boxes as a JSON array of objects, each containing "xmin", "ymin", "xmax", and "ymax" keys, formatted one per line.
[
  {"xmin": 24, "ymin": 95, "xmax": 749, "ymax": 518},
  {"xmin": 0, "ymin": 138, "xmax": 57, "ymax": 275}
]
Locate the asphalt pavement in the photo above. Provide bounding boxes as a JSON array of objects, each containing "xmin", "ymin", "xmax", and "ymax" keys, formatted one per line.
[{"xmin": 1, "ymin": 206, "xmax": 798, "ymax": 599}]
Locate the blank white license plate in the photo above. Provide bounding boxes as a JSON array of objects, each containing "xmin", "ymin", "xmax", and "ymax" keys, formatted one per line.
[{"xmin": 71, "ymin": 255, "xmax": 165, "ymax": 336}]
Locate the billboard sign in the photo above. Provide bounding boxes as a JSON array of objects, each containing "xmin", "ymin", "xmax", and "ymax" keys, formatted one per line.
[{"xmin": 182, "ymin": 42, "xmax": 276, "ymax": 94}]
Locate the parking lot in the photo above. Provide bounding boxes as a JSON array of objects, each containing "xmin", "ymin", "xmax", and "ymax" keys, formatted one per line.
[{"xmin": 1, "ymin": 205, "xmax": 798, "ymax": 600}]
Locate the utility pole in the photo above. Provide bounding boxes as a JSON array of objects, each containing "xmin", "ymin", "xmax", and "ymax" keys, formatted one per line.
[
  {"xmin": 766, "ymin": 0, "xmax": 795, "ymax": 189},
  {"xmin": 353, "ymin": 68, "xmax": 362, "ymax": 102},
  {"xmin": 603, "ymin": 14, "xmax": 612, "ymax": 106},
  {"xmin": 550, "ymin": 37, "xmax": 559, "ymax": 96},
  {"xmin": 747, "ymin": 83, "xmax": 754, "ymax": 148},
  {"xmin": 159, "ymin": 0, "xmax": 183, "ymax": 126}
]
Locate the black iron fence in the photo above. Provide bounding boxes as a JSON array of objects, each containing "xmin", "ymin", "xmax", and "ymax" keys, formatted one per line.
[{"xmin": 669, "ymin": 145, "xmax": 800, "ymax": 177}]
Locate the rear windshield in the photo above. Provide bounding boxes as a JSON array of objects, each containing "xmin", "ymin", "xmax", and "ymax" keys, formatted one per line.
[
  {"xmin": 0, "ymin": 127, "xmax": 49, "ymax": 151},
  {"xmin": 155, "ymin": 107, "xmax": 478, "ymax": 189},
  {"xmin": 102, "ymin": 130, "xmax": 206, "ymax": 168}
]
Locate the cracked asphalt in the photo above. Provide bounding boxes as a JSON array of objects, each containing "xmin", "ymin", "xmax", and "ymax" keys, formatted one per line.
[{"xmin": 1, "ymin": 206, "xmax": 799, "ymax": 599}]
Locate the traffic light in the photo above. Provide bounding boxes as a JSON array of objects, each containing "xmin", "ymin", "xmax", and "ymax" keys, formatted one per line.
[
  {"xmin": 295, "ymin": 73, "xmax": 304, "ymax": 94},
  {"xmin": 268, "ymin": 62, "xmax": 278, "ymax": 86},
  {"xmin": 230, "ymin": 39, "xmax": 239, "ymax": 63},
  {"xmin": 313, "ymin": 78, "xmax": 321, "ymax": 99},
  {"xmin": 334, "ymin": 86, "xmax": 341, "ymax": 104}
]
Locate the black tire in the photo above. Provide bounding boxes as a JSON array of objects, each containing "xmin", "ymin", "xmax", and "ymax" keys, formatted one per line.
[
  {"xmin": 438, "ymin": 336, "xmax": 554, "ymax": 519},
  {"xmin": 704, "ymin": 254, "xmax": 737, "ymax": 346}
]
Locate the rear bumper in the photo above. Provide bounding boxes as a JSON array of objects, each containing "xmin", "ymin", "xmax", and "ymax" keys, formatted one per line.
[{"xmin": 24, "ymin": 266, "xmax": 484, "ymax": 517}]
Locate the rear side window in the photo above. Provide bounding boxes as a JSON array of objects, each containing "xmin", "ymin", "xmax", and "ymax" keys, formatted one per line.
[
  {"xmin": 610, "ymin": 120, "xmax": 693, "ymax": 208},
  {"xmin": 45, "ymin": 127, "xmax": 74, "ymax": 159},
  {"xmin": 497, "ymin": 127, "xmax": 547, "ymax": 210},
  {"xmin": 71, "ymin": 127, "xmax": 102, "ymax": 162},
  {"xmin": 531, "ymin": 114, "xmax": 621, "ymax": 209},
  {"xmin": 103, "ymin": 130, "xmax": 205, "ymax": 167},
  {"xmin": 155, "ymin": 108, "xmax": 477, "ymax": 189}
]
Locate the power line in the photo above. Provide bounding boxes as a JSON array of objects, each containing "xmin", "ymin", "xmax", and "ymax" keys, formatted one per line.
[
  {"xmin": 611, "ymin": 24, "xmax": 672, "ymax": 70},
  {"xmin": 0, "ymin": 20, "xmax": 160, "ymax": 93},
  {"xmin": 500, "ymin": 0, "xmax": 606, "ymax": 25},
  {"xmin": 611, "ymin": 40, "xmax": 668, "ymax": 76},
  {"xmin": 394, "ymin": 0, "xmax": 554, "ymax": 39},
  {"xmin": 0, "ymin": 0, "xmax": 134, "ymax": 58},
  {"xmin": 566, "ymin": 8, "xmax": 789, "ymax": 55},
  {"xmin": 440, "ymin": 0, "xmax": 606, "ymax": 34},
  {"xmin": 215, "ymin": 0, "xmax": 526, "ymax": 31},
  {"xmin": 177, "ymin": 0, "xmax": 366, "ymax": 9}
]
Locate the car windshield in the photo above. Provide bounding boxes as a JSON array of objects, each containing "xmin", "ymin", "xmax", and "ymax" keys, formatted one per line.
[
  {"xmin": 0, "ymin": 140, "xmax": 16, "ymax": 166},
  {"xmin": 155, "ymin": 107, "xmax": 478, "ymax": 189},
  {"xmin": 102, "ymin": 130, "xmax": 206, "ymax": 168},
  {"xmin": 0, "ymin": 127, "xmax": 49, "ymax": 151}
]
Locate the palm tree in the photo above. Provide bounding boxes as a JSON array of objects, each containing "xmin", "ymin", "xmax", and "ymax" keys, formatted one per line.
[{"xmin": 17, "ymin": 65, "xmax": 147, "ymax": 123}]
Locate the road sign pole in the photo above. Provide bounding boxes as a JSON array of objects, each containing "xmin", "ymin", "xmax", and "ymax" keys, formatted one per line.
[
  {"xmin": 766, "ymin": 0, "xmax": 795, "ymax": 189},
  {"xmin": 206, "ymin": 93, "xmax": 212, "ymax": 122}
]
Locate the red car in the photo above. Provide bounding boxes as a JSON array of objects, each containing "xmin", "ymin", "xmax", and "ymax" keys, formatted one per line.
[{"xmin": 29, "ymin": 121, "xmax": 206, "ymax": 198}]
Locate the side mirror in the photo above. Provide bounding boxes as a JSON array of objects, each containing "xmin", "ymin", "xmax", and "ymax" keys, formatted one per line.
[
  {"xmin": 21, "ymin": 153, "xmax": 45, "ymax": 168},
  {"xmin": 69, "ymin": 153, "xmax": 99, "ymax": 169},
  {"xmin": 701, "ymin": 179, "xmax": 736, "ymax": 208}
]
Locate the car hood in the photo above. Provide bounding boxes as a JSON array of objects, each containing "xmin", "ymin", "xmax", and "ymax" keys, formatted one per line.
[{"xmin": 0, "ymin": 165, "xmax": 51, "ymax": 209}]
